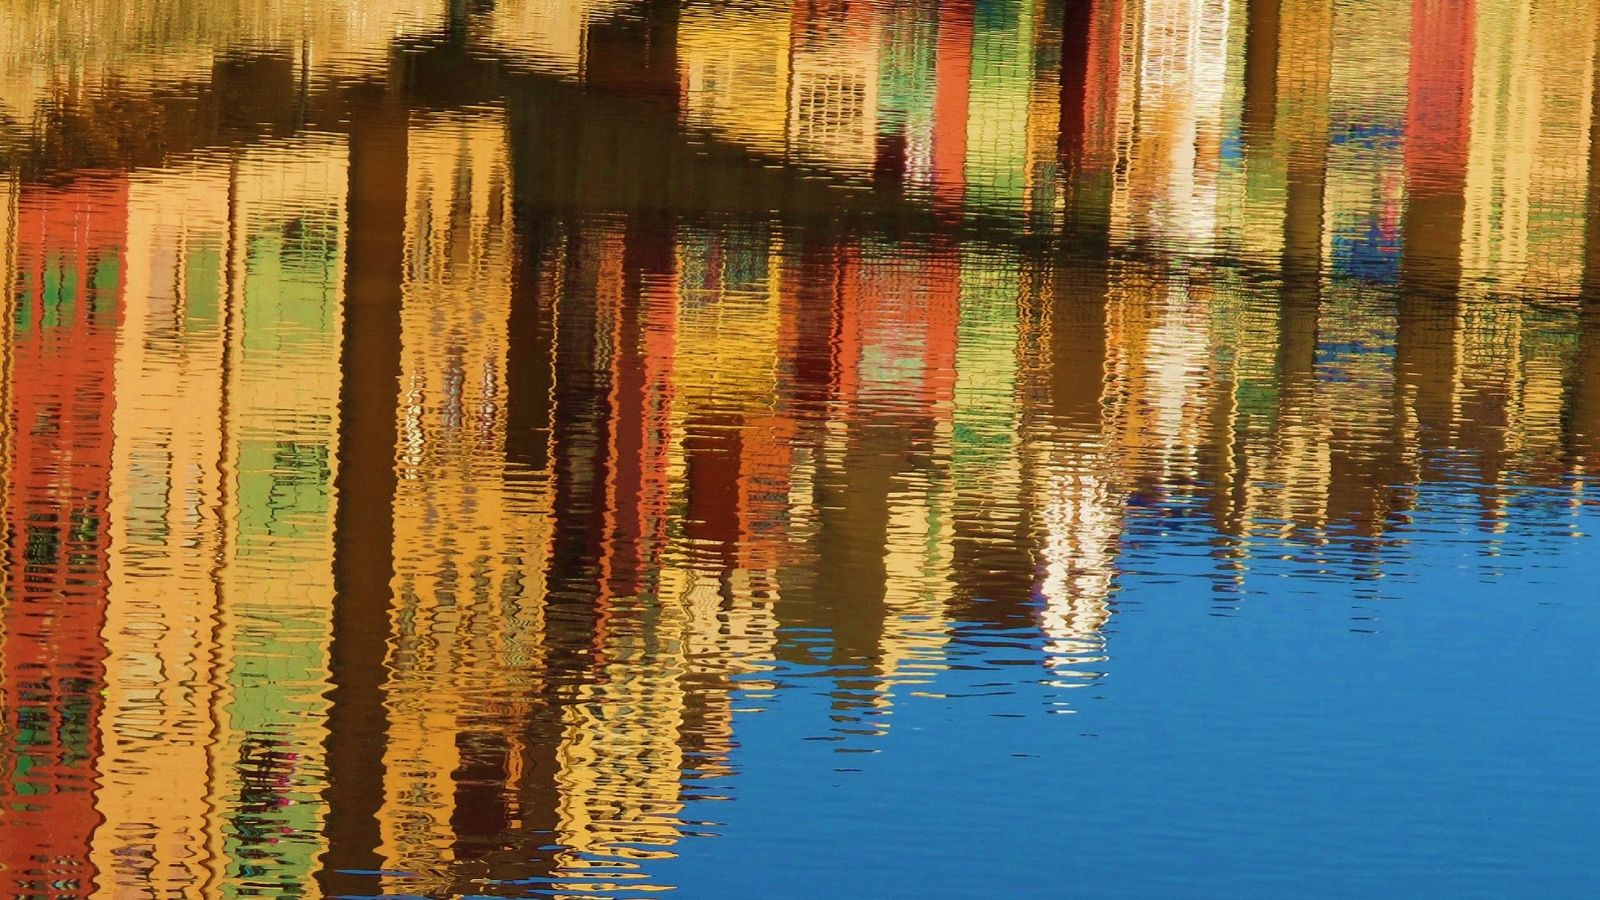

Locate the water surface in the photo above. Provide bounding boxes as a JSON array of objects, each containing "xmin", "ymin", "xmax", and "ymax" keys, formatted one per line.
[{"xmin": 2, "ymin": 0, "xmax": 1599, "ymax": 896}]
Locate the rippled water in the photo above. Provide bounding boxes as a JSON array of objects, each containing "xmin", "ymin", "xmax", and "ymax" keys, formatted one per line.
[{"xmin": 2, "ymin": 0, "xmax": 1599, "ymax": 896}]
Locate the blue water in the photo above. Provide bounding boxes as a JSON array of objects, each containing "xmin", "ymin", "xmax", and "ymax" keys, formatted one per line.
[{"xmin": 658, "ymin": 489, "xmax": 1599, "ymax": 898}]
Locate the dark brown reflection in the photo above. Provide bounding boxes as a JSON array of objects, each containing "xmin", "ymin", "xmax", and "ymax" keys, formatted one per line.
[
  {"xmin": 1243, "ymin": 0, "xmax": 1281, "ymax": 139},
  {"xmin": 320, "ymin": 85, "xmax": 408, "ymax": 897}
]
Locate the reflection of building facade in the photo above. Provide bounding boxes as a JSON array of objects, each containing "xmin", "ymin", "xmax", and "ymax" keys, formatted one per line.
[
  {"xmin": 947, "ymin": 245, "xmax": 1031, "ymax": 636},
  {"xmin": 1062, "ymin": 0, "xmax": 1126, "ymax": 203},
  {"xmin": 1, "ymin": 176, "xmax": 126, "ymax": 899},
  {"xmin": 1204, "ymin": 271, "xmax": 1332, "ymax": 540},
  {"xmin": 212, "ymin": 137, "xmax": 347, "ymax": 895},
  {"xmin": 1020, "ymin": 263, "xmax": 1120, "ymax": 678},
  {"xmin": 1324, "ymin": 0, "xmax": 1407, "ymax": 283},
  {"xmin": 788, "ymin": 0, "xmax": 882, "ymax": 172},
  {"xmin": 932, "ymin": 0, "xmax": 975, "ymax": 208},
  {"xmin": 679, "ymin": 0, "xmax": 793, "ymax": 154},
  {"xmin": 1461, "ymin": 0, "xmax": 1598, "ymax": 295},
  {"xmin": 73, "ymin": 138, "xmax": 349, "ymax": 897},
  {"xmin": 92, "ymin": 164, "xmax": 232, "ymax": 895},
  {"xmin": 6, "ymin": 3, "xmax": 1600, "ymax": 894},
  {"xmin": 874, "ymin": 0, "xmax": 941, "ymax": 189},
  {"xmin": 845, "ymin": 240, "xmax": 958, "ymax": 689},
  {"xmin": 482, "ymin": 0, "xmax": 636, "ymax": 79},
  {"xmin": 0, "ymin": 0, "xmax": 443, "ymax": 124},
  {"xmin": 0, "ymin": 177, "xmax": 11, "ymax": 514},
  {"xmin": 964, "ymin": 0, "xmax": 1036, "ymax": 213},
  {"xmin": 376, "ymin": 109, "xmax": 550, "ymax": 877},
  {"xmin": 1109, "ymin": 0, "xmax": 1232, "ymax": 248},
  {"xmin": 674, "ymin": 226, "xmax": 789, "ymax": 578}
]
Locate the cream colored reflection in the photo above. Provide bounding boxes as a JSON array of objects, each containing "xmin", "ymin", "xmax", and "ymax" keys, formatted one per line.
[
  {"xmin": 877, "ymin": 479, "xmax": 955, "ymax": 690},
  {"xmin": 1017, "ymin": 264, "xmax": 1116, "ymax": 680},
  {"xmin": 1017, "ymin": 262, "xmax": 1120, "ymax": 675},
  {"xmin": 88, "ymin": 136, "xmax": 347, "ymax": 897},
  {"xmin": 0, "ymin": 0, "xmax": 443, "ymax": 121},
  {"xmin": 1109, "ymin": 0, "xmax": 1233, "ymax": 249},
  {"xmin": 679, "ymin": 0, "xmax": 792, "ymax": 155},
  {"xmin": 788, "ymin": 6, "xmax": 882, "ymax": 173},
  {"xmin": 1461, "ymin": 0, "xmax": 1599, "ymax": 295},
  {"xmin": 1035, "ymin": 469, "xmax": 1115, "ymax": 676},
  {"xmin": 377, "ymin": 109, "xmax": 552, "ymax": 878},
  {"xmin": 478, "ymin": 0, "xmax": 634, "ymax": 78},
  {"xmin": 1105, "ymin": 262, "xmax": 1213, "ymax": 482}
]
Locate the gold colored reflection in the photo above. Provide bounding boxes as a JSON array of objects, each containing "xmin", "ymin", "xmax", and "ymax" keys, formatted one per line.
[
  {"xmin": 0, "ymin": 0, "xmax": 443, "ymax": 117},
  {"xmin": 480, "ymin": 0, "xmax": 637, "ymax": 79},
  {"xmin": 1461, "ymin": 0, "xmax": 1599, "ymax": 296},
  {"xmin": 680, "ymin": 0, "xmax": 793, "ymax": 154},
  {"xmin": 378, "ymin": 108, "xmax": 543, "ymax": 881}
]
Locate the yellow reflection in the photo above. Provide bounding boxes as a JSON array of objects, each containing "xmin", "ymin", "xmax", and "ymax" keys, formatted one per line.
[
  {"xmin": 481, "ymin": 0, "xmax": 637, "ymax": 79},
  {"xmin": 1462, "ymin": 0, "xmax": 1599, "ymax": 295},
  {"xmin": 93, "ymin": 162, "xmax": 231, "ymax": 895},
  {"xmin": 679, "ymin": 0, "xmax": 792, "ymax": 155},
  {"xmin": 0, "ymin": 0, "xmax": 443, "ymax": 121},
  {"xmin": 548, "ymin": 591, "xmax": 707, "ymax": 891}
]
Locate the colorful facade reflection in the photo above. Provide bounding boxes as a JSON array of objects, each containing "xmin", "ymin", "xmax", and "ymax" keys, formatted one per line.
[{"xmin": 2, "ymin": 0, "xmax": 1600, "ymax": 896}]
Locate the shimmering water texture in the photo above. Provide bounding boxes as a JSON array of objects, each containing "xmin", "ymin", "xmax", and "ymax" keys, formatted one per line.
[{"xmin": 2, "ymin": 0, "xmax": 1599, "ymax": 897}]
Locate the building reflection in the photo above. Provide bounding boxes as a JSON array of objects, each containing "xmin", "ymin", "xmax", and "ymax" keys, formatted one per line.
[
  {"xmin": 21, "ymin": 140, "xmax": 352, "ymax": 897},
  {"xmin": 3, "ymin": 0, "xmax": 1600, "ymax": 896},
  {"xmin": 2, "ymin": 175, "xmax": 123, "ymax": 900}
]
